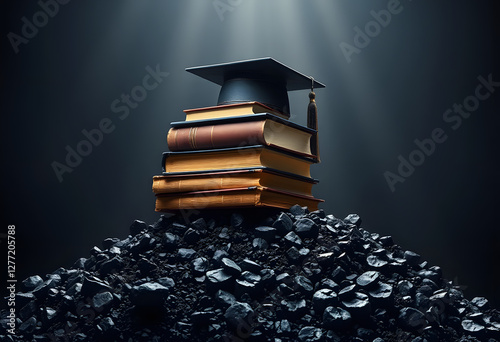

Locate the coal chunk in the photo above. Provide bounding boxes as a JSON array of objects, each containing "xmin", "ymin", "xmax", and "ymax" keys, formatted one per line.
[
  {"xmin": 191, "ymin": 257, "xmax": 209, "ymax": 276},
  {"xmin": 399, "ymin": 307, "xmax": 427, "ymax": 332},
  {"xmin": 294, "ymin": 217, "xmax": 319, "ymax": 238},
  {"xmin": 342, "ymin": 292, "xmax": 371, "ymax": 320},
  {"xmin": 356, "ymin": 271, "xmax": 380, "ymax": 289},
  {"xmin": 273, "ymin": 212, "xmax": 293, "ymax": 235},
  {"xmin": 92, "ymin": 291, "xmax": 114, "ymax": 312},
  {"xmin": 281, "ymin": 299, "xmax": 307, "ymax": 320},
  {"xmin": 21, "ymin": 275, "xmax": 44, "ymax": 291},
  {"xmin": 178, "ymin": 248, "xmax": 196, "ymax": 260},
  {"xmin": 298, "ymin": 326, "xmax": 323, "ymax": 341},
  {"xmin": 284, "ymin": 231, "xmax": 303, "ymax": 247},
  {"xmin": 221, "ymin": 258, "xmax": 242, "ymax": 277},
  {"xmin": 130, "ymin": 282, "xmax": 170, "ymax": 307},
  {"xmin": 344, "ymin": 214, "xmax": 362, "ymax": 227},
  {"xmin": 254, "ymin": 226, "xmax": 277, "ymax": 242},
  {"xmin": 323, "ymin": 306, "xmax": 352, "ymax": 330},
  {"xmin": 313, "ymin": 288, "xmax": 338, "ymax": 314},
  {"xmin": 224, "ymin": 302, "xmax": 254, "ymax": 328},
  {"xmin": 239, "ymin": 259, "xmax": 262, "ymax": 274},
  {"xmin": 129, "ymin": 220, "xmax": 147, "ymax": 236}
]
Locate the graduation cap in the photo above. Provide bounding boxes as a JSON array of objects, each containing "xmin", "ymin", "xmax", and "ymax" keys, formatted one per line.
[{"xmin": 186, "ymin": 57, "xmax": 325, "ymax": 117}]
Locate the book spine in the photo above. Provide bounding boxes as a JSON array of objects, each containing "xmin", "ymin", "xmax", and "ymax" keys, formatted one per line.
[{"xmin": 167, "ymin": 121, "xmax": 267, "ymax": 151}]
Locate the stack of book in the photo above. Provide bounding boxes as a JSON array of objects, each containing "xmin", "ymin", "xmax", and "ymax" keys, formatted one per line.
[
  {"xmin": 152, "ymin": 57, "xmax": 324, "ymax": 211},
  {"xmin": 152, "ymin": 101, "xmax": 323, "ymax": 211}
]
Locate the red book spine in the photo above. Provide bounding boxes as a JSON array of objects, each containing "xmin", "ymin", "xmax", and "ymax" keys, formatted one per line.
[{"xmin": 167, "ymin": 121, "xmax": 267, "ymax": 151}]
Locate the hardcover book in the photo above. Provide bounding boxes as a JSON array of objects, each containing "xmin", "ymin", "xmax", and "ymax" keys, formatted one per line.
[
  {"xmin": 152, "ymin": 168, "xmax": 318, "ymax": 196},
  {"xmin": 167, "ymin": 113, "xmax": 315, "ymax": 156},
  {"xmin": 161, "ymin": 145, "xmax": 315, "ymax": 178},
  {"xmin": 154, "ymin": 186, "xmax": 323, "ymax": 211}
]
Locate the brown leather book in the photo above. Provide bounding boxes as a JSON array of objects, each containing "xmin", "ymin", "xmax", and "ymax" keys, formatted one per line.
[
  {"xmin": 154, "ymin": 186, "xmax": 323, "ymax": 211},
  {"xmin": 161, "ymin": 146, "xmax": 314, "ymax": 178},
  {"xmin": 152, "ymin": 168, "xmax": 318, "ymax": 196},
  {"xmin": 167, "ymin": 118, "xmax": 313, "ymax": 156},
  {"xmin": 183, "ymin": 101, "xmax": 287, "ymax": 121}
]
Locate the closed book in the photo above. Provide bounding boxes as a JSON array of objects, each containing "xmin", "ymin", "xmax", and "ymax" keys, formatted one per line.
[
  {"xmin": 162, "ymin": 145, "xmax": 314, "ymax": 178},
  {"xmin": 167, "ymin": 113, "xmax": 314, "ymax": 157},
  {"xmin": 152, "ymin": 168, "xmax": 318, "ymax": 196},
  {"xmin": 154, "ymin": 186, "xmax": 323, "ymax": 211},
  {"xmin": 183, "ymin": 101, "xmax": 287, "ymax": 121}
]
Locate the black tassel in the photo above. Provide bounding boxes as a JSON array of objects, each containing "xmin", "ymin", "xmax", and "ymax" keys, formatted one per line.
[{"xmin": 307, "ymin": 78, "xmax": 320, "ymax": 162}]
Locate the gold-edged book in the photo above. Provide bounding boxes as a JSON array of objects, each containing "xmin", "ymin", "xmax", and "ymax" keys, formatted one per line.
[
  {"xmin": 154, "ymin": 186, "xmax": 323, "ymax": 211},
  {"xmin": 183, "ymin": 101, "xmax": 288, "ymax": 121},
  {"xmin": 162, "ymin": 145, "xmax": 314, "ymax": 178},
  {"xmin": 152, "ymin": 168, "xmax": 318, "ymax": 197}
]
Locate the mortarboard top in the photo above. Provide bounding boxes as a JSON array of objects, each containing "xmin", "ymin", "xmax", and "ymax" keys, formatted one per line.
[{"xmin": 186, "ymin": 57, "xmax": 325, "ymax": 117}]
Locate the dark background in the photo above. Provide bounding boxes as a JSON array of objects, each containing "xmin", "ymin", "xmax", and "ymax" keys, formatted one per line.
[{"xmin": 2, "ymin": 0, "xmax": 499, "ymax": 307}]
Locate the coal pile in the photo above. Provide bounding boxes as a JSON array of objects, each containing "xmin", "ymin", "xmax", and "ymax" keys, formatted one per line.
[{"xmin": 1, "ymin": 206, "xmax": 500, "ymax": 341}]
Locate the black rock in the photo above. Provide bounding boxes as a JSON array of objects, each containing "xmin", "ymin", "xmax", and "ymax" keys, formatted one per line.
[
  {"xmin": 191, "ymin": 311, "xmax": 216, "ymax": 326},
  {"xmin": 461, "ymin": 319, "xmax": 485, "ymax": 335},
  {"xmin": 281, "ymin": 299, "xmax": 307, "ymax": 320},
  {"xmin": 235, "ymin": 271, "xmax": 262, "ymax": 297},
  {"xmin": 19, "ymin": 301, "xmax": 37, "ymax": 321},
  {"xmin": 224, "ymin": 302, "xmax": 254, "ymax": 328},
  {"xmin": 471, "ymin": 296, "xmax": 489, "ymax": 309},
  {"xmin": 399, "ymin": 307, "xmax": 427, "ymax": 332},
  {"xmin": 206, "ymin": 269, "xmax": 233, "ymax": 291},
  {"xmin": 254, "ymin": 226, "xmax": 277, "ymax": 242},
  {"xmin": 129, "ymin": 220, "xmax": 147, "ymax": 236},
  {"xmin": 215, "ymin": 289, "xmax": 236, "ymax": 308},
  {"xmin": 298, "ymin": 326, "xmax": 323, "ymax": 341},
  {"xmin": 273, "ymin": 212, "xmax": 293, "ymax": 235},
  {"xmin": 284, "ymin": 231, "xmax": 303, "ymax": 247},
  {"xmin": 221, "ymin": 258, "xmax": 242, "ymax": 277},
  {"xmin": 313, "ymin": 288, "xmax": 338, "ymax": 314},
  {"xmin": 404, "ymin": 250, "xmax": 421, "ymax": 267},
  {"xmin": 294, "ymin": 218, "xmax": 319, "ymax": 238},
  {"xmin": 192, "ymin": 257, "xmax": 210, "ymax": 276},
  {"xmin": 286, "ymin": 246, "xmax": 301, "ymax": 262},
  {"xmin": 289, "ymin": 204, "xmax": 307, "ymax": 216},
  {"xmin": 378, "ymin": 236, "xmax": 394, "ymax": 247},
  {"xmin": 178, "ymin": 248, "xmax": 197, "ymax": 260},
  {"xmin": 92, "ymin": 291, "xmax": 113, "ymax": 312},
  {"xmin": 344, "ymin": 214, "xmax": 362, "ymax": 227},
  {"xmin": 295, "ymin": 275, "xmax": 314, "ymax": 294},
  {"xmin": 81, "ymin": 275, "xmax": 111, "ymax": 296},
  {"xmin": 323, "ymin": 306, "xmax": 352, "ymax": 330},
  {"xmin": 338, "ymin": 284, "xmax": 357, "ymax": 301},
  {"xmin": 275, "ymin": 319, "xmax": 292, "ymax": 334},
  {"xmin": 239, "ymin": 259, "xmax": 263, "ymax": 274},
  {"xmin": 342, "ymin": 292, "xmax": 372, "ymax": 320},
  {"xmin": 21, "ymin": 275, "xmax": 43, "ymax": 291},
  {"xmin": 190, "ymin": 217, "xmax": 207, "ymax": 231},
  {"xmin": 99, "ymin": 256, "xmax": 124, "ymax": 275},
  {"xmin": 331, "ymin": 266, "xmax": 347, "ymax": 283},
  {"xmin": 163, "ymin": 232, "xmax": 179, "ymax": 251},
  {"xmin": 368, "ymin": 282, "xmax": 394, "ymax": 307},
  {"xmin": 252, "ymin": 238, "xmax": 268, "ymax": 250},
  {"xmin": 18, "ymin": 316, "xmax": 37, "ymax": 334},
  {"xmin": 356, "ymin": 271, "xmax": 380, "ymax": 289},
  {"xmin": 130, "ymin": 282, "xmax": 170, "ymax": 307},
  {"xmin": 397, "ymin": 280, "xmax": 415, "ymax": 297},
  {"xmin": 184, "ymin": 228, "xmax": 200, "ymax": 244}
]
